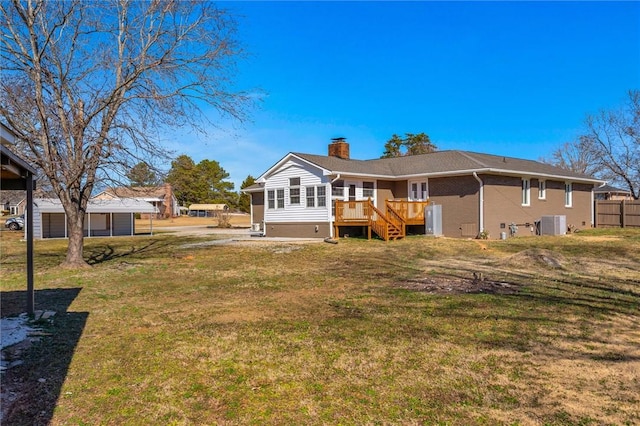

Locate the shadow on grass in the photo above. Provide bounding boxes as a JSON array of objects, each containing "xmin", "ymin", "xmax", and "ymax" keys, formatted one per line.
[
  {"xmin": 386, "ymin": 264, "xmax": 640, "ymax": 360},
  {"xmin": 85, "ymin": 239, "xmax": 173, "ymax": 265},
  {"xmin": 1, "ymin": 288, "xmax": 88, "ymax": 426}
]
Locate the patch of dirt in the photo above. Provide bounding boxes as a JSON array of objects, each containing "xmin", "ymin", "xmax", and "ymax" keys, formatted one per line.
[
  {"xmin": 396, "ymin": 274, "xmax": 521, "ymax": 295},
  {"xmin": 498, "ymin": 248, "xmax": 567, "ymax": 269}
]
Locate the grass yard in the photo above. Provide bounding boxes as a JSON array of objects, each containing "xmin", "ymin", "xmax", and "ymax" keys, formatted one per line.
[{"xmin": 1, "ymin": 229, "xmax": 639, "ymax": 425}]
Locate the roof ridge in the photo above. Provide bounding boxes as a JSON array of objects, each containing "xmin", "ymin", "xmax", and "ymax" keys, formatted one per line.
[{"xmin": 455, "ymin": 150, "xmax": 490, "ymax": 168}]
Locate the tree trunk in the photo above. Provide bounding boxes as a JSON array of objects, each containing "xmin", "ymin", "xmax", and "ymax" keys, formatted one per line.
[{"xmin": 62, "ymin": 209, "xmax": 90, "ymax": 268}]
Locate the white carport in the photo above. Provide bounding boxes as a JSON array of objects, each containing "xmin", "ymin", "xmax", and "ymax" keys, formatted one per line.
[{"xmin": 32, "ymin": 198, "xmax": 157, "ymax": 239}]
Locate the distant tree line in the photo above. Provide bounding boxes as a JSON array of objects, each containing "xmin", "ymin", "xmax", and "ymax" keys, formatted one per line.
[{"xmin": 127, "ymin": 156, "xmax": 255, "ymax": 213}]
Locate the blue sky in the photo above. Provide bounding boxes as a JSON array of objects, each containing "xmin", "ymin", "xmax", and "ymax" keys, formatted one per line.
[{"xmin": 166, "ymin": 1, "xmax": 640, "ymax": 190}]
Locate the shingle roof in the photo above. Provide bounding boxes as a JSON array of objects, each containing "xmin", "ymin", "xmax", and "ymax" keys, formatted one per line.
[
  {"xmin": 594, "ymin": 184, "xmax": 631, "ymax": 194},
  {"xmin": 292, "ymin": 150, "xmax": 599, "ymax": 182},
  {"xmin": 241, "ymin": 183, "xmax": 264, "ymax": 193},
  {"xmin": 34, "ymin": 198, "xmax": 156, "ymax": 213},
  {"xmin": 100, "ymin": 186, "xmax": 168, "ymax": 199}
]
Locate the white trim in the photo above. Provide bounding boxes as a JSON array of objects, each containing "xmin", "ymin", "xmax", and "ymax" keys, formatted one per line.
[
  {"xmin": 522, "ymin": 178, "xmax": 531, "ymax": 206},
  {"xmin": 538, "ymin": 179, "xmax": 546, "ymax": 200},
  {"xmin": 408, "ymin": 179, "xmax": 428, "ymax": 201},
  {"xmin": 565, "ymin": 182, "xmax": 573, "ymax": 207},
  {"xmin": 257, "ymin": 153, "xmax": 330, "ymax": 183}
]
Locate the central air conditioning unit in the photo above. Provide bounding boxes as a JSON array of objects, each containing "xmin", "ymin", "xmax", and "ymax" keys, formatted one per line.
[
  {"xmin": 540, "ymin": 215, "xmax": 566, "ymax": 236},
  {"xmin": 251, "ymin": 223, "xmax": 261, "ymax": 232}
]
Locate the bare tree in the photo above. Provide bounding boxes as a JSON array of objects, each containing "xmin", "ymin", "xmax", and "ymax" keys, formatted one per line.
[
  {"xmin": 543, "ymin": 141, "xmax": 603, "ymax": 176},
  {"xmin": 581, "ymin": 90, "xmax": 640, "ymax": 199},
  {"xmin": 545, "ymin": 90, "xmax": 639, "ymax": 199},
  {"xmin": 1, "ymin": 0, "xmax": 249, "ymax": 267}
]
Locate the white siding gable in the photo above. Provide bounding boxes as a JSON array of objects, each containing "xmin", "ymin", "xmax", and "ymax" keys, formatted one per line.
[{"xmin": 264, "ymin": 160, "xmax": 330, "ymax": 223}]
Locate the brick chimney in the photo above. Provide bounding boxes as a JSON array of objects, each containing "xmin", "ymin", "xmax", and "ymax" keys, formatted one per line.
[{"xmin": 328, "ymin": 137, "xmax": 349, "ymax": 159}]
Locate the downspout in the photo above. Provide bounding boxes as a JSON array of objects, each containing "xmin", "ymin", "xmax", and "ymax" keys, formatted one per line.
[
  {"xmin": 591, "ymin": 185, "xmax": 595, "ymax": 227},
  {"xmin": 472, "ymin": 172, "xmax": 484, "ymax": 235},
  {"xmin": 329, "ymin": 174, "xmax": 341, "ymax": 238}
]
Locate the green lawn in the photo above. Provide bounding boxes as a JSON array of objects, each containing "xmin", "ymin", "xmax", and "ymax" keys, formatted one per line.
[{"xmin": 1, "ymin": 230, "xmax": 639, "ymax": 425}]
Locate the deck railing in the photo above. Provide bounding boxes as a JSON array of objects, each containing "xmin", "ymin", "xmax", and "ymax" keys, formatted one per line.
[
  {"xmin": 386, "ymin": 200, "xmax": 430, "ymax": 224},
  {"xmin": 334, "ymin": 199, "xmax": 414, "ymax": 241}
]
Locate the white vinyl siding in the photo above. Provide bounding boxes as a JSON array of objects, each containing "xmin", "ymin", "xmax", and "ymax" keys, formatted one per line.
[{"xmin": 263, "ymin": 160, "xmax": 329, "ymax": 223}]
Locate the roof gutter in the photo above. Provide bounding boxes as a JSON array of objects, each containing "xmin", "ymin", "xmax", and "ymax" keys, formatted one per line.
[{"xmin": 472, "ymin": 172, "xmax": 484, "ymax": 235}]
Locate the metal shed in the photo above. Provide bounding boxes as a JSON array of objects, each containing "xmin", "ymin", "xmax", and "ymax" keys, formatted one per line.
[{"xmin": 32, "ymin": 198, "xmax": 157, "ymax": 239}]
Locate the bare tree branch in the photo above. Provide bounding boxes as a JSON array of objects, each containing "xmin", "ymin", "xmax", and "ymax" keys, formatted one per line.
[
  {"xmin": 1, "ymin": 0, "xmax": 250, "ymax": 266},
  {"xmin": 544, "ymin": 90, "xmax": 639, "ymax": 200}
]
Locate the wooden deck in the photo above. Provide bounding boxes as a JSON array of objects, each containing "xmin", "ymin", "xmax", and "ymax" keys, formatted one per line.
[{"xmin": 334, "ymin": 200, "xmax": 429, "ymax": 241}]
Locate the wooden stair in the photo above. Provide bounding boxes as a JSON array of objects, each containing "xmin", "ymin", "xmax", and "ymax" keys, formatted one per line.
[{"xmin": 334, "ymin": 199, "xmax": 407, "ymax": 241}]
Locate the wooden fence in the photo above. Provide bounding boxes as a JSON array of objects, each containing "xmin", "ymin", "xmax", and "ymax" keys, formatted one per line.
[{"xmin": 595, "ymin": 200, "xmax": 640, "ymax": 228}]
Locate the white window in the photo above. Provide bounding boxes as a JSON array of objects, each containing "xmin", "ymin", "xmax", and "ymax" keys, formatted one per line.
[
  {"xmin": 306, "ymin": 186, "xmax": 315, "ymax": 207},
  {"xmin": 267, "ymin": 189, "xmax": 275, "ymax": 209},
  {"xmin": 277, "ymin": 189, "xmax": 285, "ymax": 209},
  {"xmin": 363, "ymin": 181, "xmax": 374, "ymax": 199},
  {"xmin": 289, "ymin": 177, "xmax": 300, "ymax": 205},
  {"xmin": 409, "ymin": 181, "xmax": 428, "ymax": 200},
  {"xmin": 289, "ymin": 188, "xmax": 300, "ymax": 205},
  {"xmin": 332, "ymin": 180, "xmax": 344, "ymax": 197},
  {"xmin": 317, "ymin": 186, "xmax": 326, "ymax": 207},
  {"xmin": 565, "ymin": 182, "xmax": 572, "ymax": 207},
  {"xmin": 522, "ymin": 178, "xmax": 530, "ymax": 206},
  {"xmin": 306, "ymin": 185, "xmax": 326, "ymax": 208},
  {"xmin": 268, "ymin": 189, "xmax": 285, "ymax": 209},
  {"xmin": 538, "ymin": 180, "xmax": 546, "ymax": 200}
]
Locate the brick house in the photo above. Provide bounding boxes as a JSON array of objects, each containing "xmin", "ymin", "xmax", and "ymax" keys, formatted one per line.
[
  {"xmin": 243, "ymin": 139, "xmax": 604, "ymax": 239},
  {"xmin": 93, "ymin": 183, "xmax": 179, "ymax": 219}
]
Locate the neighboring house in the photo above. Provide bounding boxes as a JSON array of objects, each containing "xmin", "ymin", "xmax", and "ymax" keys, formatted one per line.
[
  {"xmin": 1, "ymin": 189, "xmax": 25, "ymax": 215},
  {"xmin": 594, "ymin": 184, "xmax": 633, "ymax": 201},
  {"xmin": 188, "ymin": 203, "xmax": 227, "ymax": 217},
  {"xmin": 31, "ymin": 198, "xmax": 156, "ymax": 239},
  {"xmin": 93, "ymin": 183, "xmax": 179, "ymax": 219},
  {"xmin": 244, "ymin": 138, "xmax": 604, "ymax": 240}
]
